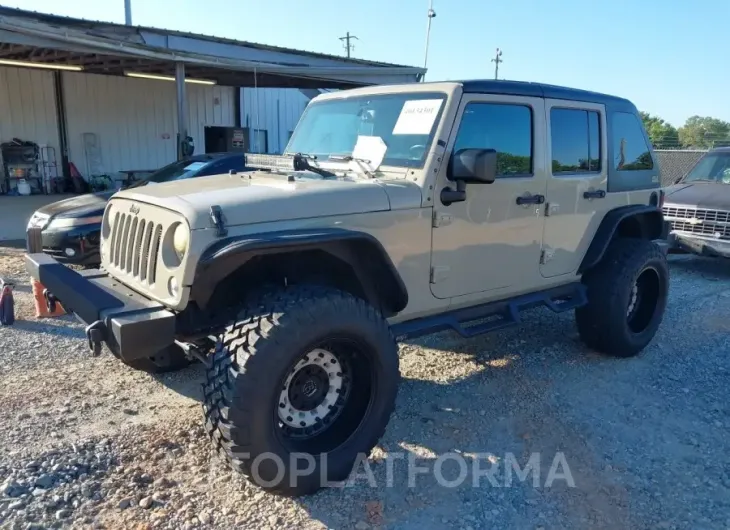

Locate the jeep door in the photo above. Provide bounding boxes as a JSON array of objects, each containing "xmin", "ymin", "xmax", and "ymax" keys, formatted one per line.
[
  {"xmin": 430, "ymin": 94, "xmax": 548, "ymax": 299},
  {"xmin": 540, "ymin": 100, "xmax": 607, "ymax": 278}
]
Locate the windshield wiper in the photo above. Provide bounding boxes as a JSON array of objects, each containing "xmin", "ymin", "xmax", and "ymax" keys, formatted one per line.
[{"xmin": 328, "ymin": 154, "xmax": 375, "ymax": 178}]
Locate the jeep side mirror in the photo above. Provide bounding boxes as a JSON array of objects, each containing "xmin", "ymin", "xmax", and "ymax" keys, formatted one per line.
[
  {"xmin": 441, "ymin": 148, "xmax": 497, "ymax": 206},
  {"xmin": 449, "ymin": 148, "xmax": 497, "ymax": 184}
]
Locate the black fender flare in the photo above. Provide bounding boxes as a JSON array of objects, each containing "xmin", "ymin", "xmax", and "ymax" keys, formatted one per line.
[
  {"xmin": 578, "ymin": 205, "xmax": 665, "ymax": 273},
  {"xmin": 190, "ymin": 228, "xmax": 409, "ymax": 314}
]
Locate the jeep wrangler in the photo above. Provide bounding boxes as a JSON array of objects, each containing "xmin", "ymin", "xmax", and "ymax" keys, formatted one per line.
[{"xmin": 26, "ymin": 80, "xmax": 670, "ymax": 497}]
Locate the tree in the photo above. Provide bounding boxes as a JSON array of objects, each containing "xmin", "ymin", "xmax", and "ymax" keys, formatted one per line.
[
  {"xmin": 678, "ymin": 116, "xmax": 730, "ymax": 149},
  {"xmin": 639, "ymin": 111, "xmax": 679, "ymax": 149}
]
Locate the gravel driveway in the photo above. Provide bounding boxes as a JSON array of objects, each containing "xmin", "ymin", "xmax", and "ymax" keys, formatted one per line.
[{"xmin": 0, "ymin": 245, "xmax": 728, "ymax": 530}]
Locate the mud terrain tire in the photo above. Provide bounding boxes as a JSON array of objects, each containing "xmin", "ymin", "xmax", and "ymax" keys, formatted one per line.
[
  {"xmin": 202, "ymin": 285, "xmax": 399, "ymax": 496},
  {"xmin": 576, "ymin": 238, "xmax": 669, "ymax": 357}
]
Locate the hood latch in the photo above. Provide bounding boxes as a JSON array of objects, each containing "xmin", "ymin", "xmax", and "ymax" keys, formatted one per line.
[{"xmin": 209, "ymin": 205, "xmax": 228, "ymax": 237}]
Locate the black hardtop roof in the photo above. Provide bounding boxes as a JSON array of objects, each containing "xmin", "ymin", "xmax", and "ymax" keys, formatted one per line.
[{"xmin": 454, "ymin": 79, "xmax": 635, "ymax": 108}]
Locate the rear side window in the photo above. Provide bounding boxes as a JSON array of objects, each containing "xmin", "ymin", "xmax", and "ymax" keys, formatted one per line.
[
  {"xmin": 612, "ymin": 112, "xmax": 653, "ymax": 170},
  {"xmin": 453, "ymin": 102, "xmax": 533, "ymax": 177},
  {"xmin": 550, "ymin": 108, "xmax": 601, "ymax": 174}
]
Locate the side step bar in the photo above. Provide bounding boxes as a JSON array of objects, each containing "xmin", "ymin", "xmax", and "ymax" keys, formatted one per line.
[{"xmin": 392, "ymin": 282, "xmax": 587, "ymax": 341}]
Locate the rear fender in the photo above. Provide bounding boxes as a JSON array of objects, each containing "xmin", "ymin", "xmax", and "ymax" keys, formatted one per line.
[{"xmin": 579, "ymin": 205, "xmax": 665, "ymax": 273}]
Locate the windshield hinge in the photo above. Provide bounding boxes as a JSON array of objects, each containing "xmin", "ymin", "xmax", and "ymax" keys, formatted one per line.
[
  {"xmin": 432, "ymin": 211, "xmax": 453, "ymax": 228},
  {"xmin": 209, "ymin": 205, "xmax": 227, "ymax": 237}
]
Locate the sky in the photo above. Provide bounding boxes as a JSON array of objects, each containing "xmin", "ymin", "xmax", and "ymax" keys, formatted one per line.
[{"xmin": 4, "ymin": 0, "xmax": 728, "ymax": 127}]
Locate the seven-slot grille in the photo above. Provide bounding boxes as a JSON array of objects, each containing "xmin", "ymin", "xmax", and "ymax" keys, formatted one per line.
[
  {"xmin": 663, "ymin": 206, "xmax": 730, "ymax": 239},
  {"xmin": 108, "ymin": 211, "xmax": 163, "ymax": 284}
]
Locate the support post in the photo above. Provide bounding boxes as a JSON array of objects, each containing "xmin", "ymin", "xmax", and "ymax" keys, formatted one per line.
[
  {"xmin": 124, "ymin": 0, "xmax": 132, "ymax": 25},
  {"xmin": 175, "ymin": 62, "xmax": 188, "ymax": 160}
]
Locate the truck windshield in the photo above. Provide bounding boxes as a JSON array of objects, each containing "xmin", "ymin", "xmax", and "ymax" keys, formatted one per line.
[
  {"xmin": 284, "ymin": 92, "xmax": 447, "ymax": 169},
  {"xmin": 683, "ymin": 152, "xmax": 730, "ymax": 184}
]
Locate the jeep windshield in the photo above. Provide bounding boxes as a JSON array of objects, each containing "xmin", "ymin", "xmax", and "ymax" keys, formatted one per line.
[
  {"xmin": 284, "ymin": 92, "xmax": 447, "ymax": 172},
  {"xmin": 682, "ymin": 152, "xmax": 730, "ymax": 184}
]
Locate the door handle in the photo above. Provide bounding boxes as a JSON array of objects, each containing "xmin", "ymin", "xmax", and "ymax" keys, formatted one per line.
[
  {"xmin": 516, "ymin": 194, "xmax": 545, "ymax": 205},
  {"xmin": 583, "ymin": 189, "xmax": 606, "ymax": 199}
]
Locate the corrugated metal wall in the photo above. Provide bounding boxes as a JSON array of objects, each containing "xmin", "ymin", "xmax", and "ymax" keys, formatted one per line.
[
  {"xmin": 62, "ymin": 72, "xmax": 235, "ymax": 175},
  {"xmin": 0, "ymin": 67, "xmax": 311, "ymax": 181},
  {"xmin": 240, "ymin": 88, "xmax": 310, "ymax": 154},
  {"xmin": 0, "ymin": 66, "xmax": 60, "ymax": 156}
]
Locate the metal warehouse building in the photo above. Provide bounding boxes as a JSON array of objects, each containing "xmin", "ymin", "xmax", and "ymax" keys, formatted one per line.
[{"xmin": 0, "ymin": 7, "xmax": 424, "ymax": 195}]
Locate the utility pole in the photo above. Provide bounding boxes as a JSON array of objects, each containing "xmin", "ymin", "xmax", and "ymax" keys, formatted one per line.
[
  {"xmin": 339, "ymin": 32, "xmax": 358, "ymax": 58},
  {"xmin": 491, "ymin": 48, "xmax": 503, "ymax": 80},
  {"xmin": 423, "ymin": 0, "xmax": 436, "ymax": 81},
  {"xmin": 124, "ymin": 0, "xmax": 132, "ymax": 25}
]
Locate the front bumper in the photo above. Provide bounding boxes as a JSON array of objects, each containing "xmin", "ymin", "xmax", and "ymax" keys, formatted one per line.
[
  {"xmin": 25, "ymin": 253, "xmax": 176, "ymax": 360},
  {"xmin": 667, "ymin": 232, "xmax": 730, "ymax": 258}
]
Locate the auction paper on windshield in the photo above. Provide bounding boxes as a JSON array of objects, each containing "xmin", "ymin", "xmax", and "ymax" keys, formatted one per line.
[
  {"xmin": 352, "ymin": 135, "xmax": 387, "ymax": 171},
  {"xmin": 392, "ymin": 99, "xmax": 443, "ymax": 135}
]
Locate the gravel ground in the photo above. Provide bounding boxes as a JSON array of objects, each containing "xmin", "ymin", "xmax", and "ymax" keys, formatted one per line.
[{"xmin": 0, "ymin": 244, "xmax": 728, "ymax": 530}]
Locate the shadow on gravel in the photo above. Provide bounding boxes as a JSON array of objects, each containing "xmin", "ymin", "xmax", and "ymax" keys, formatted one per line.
[
  {"xmin": 154, "ymin": 363, "xmax": 206, "ymax": 401},
  {"xmin": 10, "ymin": 318, "xmax": 85, "ymax": 339},
  {"xmin": 668, "ymin": 254, "xmax": 730, "ymax": 280},
  {"xmin": 295, "ymin": 314, "xmax": 627, "ymax": 529}
]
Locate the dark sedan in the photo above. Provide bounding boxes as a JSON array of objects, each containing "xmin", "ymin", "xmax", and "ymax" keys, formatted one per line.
[
  {"xmin": 662, "ymin": 147, "xmax": 730, "ymax": 258},
  {"xmin": 26, "ymin": 152, "xmax": 246, "ymax": 266}
]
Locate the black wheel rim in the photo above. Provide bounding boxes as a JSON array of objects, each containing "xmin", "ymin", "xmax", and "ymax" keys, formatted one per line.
[
  {"xmin": 627, "ymin": 267, "xmax": 661, "ymax": 334},
  {"xmin": 274, "ymin": 336, "xmax": 374, "ymax": 454}
]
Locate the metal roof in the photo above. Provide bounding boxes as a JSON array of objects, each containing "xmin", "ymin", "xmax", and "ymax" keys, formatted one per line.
[{"xmin": 0, "ymin": 6, "xmax": 425, "ymax": 88}]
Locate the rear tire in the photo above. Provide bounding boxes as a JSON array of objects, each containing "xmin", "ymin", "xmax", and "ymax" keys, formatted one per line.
[
  {"xmin": 202, "ymin": 285, "xmax": 399, "ymax": 497},
  {"xmin": 123, "ymin": 344, "xmax": 193, "ymax": 374},
  {"xmin": 576, "ymin": 238, "xmax": 669, "ymax": 357}
]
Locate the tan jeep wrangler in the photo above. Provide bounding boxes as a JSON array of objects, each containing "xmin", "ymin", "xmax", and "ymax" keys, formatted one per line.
[{"xmin": 26, "ymin": 80, "xmax": 670, "ymax": 496}]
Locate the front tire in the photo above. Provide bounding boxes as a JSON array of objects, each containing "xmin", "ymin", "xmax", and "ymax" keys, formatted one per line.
[
  {"xmin": 576, "ymin": 238, "xmax": 669, "ymax": 357},
  {"xmin": 202, "ymin": 285, "xmax": 399, "ymax": 496}
]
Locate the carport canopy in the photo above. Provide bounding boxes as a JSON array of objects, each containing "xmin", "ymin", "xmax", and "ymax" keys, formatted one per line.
[
  {"xmin": 0, "ymin": 6, "xmax": 426, "ymax": 164},
  {"xmin": 0, "ymin": 6, "xmax": 425, "ymax": 88}
]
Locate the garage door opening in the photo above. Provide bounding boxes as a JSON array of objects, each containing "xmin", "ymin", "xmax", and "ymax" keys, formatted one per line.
[{"xmin": 204, "ymin": 126, "xmax": 247, "ymax": 154}]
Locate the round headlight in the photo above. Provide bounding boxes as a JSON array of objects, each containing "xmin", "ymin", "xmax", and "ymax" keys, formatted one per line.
[{"xmin": 172, "ymin": 224, "xmax": 189, "ymax": 259}]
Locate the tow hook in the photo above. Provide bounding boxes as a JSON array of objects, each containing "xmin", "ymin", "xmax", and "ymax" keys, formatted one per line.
[
  {"xmin": 42, "ymin": 288, "xmax": 58, "ymax": 313},
  {"xmin": 85, "ymin": 320, "xmax": 106, "ymax": 357}
]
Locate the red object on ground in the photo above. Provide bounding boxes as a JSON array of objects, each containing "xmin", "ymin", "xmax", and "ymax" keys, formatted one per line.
[
  {"xmin": 31, "ymin": 278, "xmax": 66, "ymax": 318},
  {"xmin": 0, "ymin": 281, "xmax": 14, "ymax": 325}
]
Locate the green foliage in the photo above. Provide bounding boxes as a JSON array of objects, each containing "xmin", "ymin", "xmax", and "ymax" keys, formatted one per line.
[
  {"xmin": 639, "ymin": 112, "xmax": 730, "ymax": 150},
  {"xmin": 677, "ymin": 116, "xmax": 730, "ymax": 149},
  {"xmin": 496, "ymin": 153, "xmax": 530, "ymax": 175},
  {"xmin": 639, "ymin": 112, "xmax": 679, "ymax": 149}
]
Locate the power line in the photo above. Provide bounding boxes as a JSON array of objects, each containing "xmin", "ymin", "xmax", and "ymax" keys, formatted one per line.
[
  {"xmin": 339, "ymin": 32, "xmax": 358, "ymax": 59},
  {"xmin": 491, "ymin": 48, "xmax": 503, "ymax": 80}
]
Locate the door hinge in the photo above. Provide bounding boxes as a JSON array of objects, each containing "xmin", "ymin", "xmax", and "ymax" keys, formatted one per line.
[
  {"xmin": 432, "ymin": 211, "xmax": 453, "ymax": 228},
  {"xmin": 540, "ymin": 247, "xmax": 555, "ymax": 265},
  {"xmin": 545, "ymin": 203, "xmax": 559, "ymax": 217},
  {"xmin": 430, "ymin": 266, "xmax": 450, "ymax": 283}
]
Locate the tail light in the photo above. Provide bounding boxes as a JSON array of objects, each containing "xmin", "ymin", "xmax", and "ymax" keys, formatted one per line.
[{"xmin": 650, "ymin": 189, "xmax": 666, "ymax": 208}]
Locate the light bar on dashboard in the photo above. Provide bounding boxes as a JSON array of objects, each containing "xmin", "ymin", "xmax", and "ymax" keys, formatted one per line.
[{"xmin": 244, "ymin": 154, "xmax": 297, "ymax": 171}]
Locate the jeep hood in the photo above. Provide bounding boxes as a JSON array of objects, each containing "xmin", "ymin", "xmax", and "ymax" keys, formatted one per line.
[
  {"xmin": 664, "ymin": 182, "xmax": 730, "ymax": 210},
  {"xmin": 111, "ymin": 172, "xmax": 396, "ymax": 229}
]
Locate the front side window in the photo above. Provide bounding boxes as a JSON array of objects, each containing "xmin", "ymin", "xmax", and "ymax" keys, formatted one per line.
[
  {"xmin": 452, "ymin": 102, "xmax": 533, "ymax": 176},
  {"xmin": 285, "ymin": 92, "xmax": 447, "ymax": 169},
  {"xmin": 612, "ymin": 112, "xmax": 653, "ymax": 171},
  {"xmin": 551, "ymin": 108, "xmax": 602, "ymax": 174}
]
